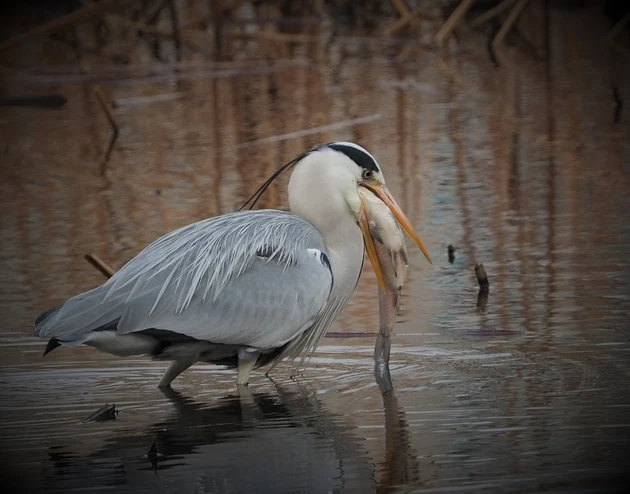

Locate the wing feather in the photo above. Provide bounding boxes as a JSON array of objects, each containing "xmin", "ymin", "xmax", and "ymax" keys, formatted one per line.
[{"xmin": 35, "ymin": 210, "xmax": 332, "ymax": 349}]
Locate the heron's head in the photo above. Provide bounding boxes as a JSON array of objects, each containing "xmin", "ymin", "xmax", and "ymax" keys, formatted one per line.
[{"xmin": 288, "ymin": 142, "xmax": 432, "ymax": 291}]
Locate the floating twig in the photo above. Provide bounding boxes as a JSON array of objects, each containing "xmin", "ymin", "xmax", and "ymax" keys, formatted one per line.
[
  {"xmin": 84, "ymin": 252, "xmax": 115, "ymax": 279},
  {"xmin": 83, "ymin": 403, "xmax": 118, "ymax": 423},
  {"xmin": 94, "ymin": 87, "xmax": 119, "ymax": 175}
]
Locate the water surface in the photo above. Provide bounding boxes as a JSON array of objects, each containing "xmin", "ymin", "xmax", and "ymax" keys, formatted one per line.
[{"xmin": 1, "ymin": 3, "xmax": 630, "ymax": 493}]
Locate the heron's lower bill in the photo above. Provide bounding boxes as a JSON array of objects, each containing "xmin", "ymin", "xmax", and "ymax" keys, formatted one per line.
[
  {"xmin": 360, "ymin": 183, "xmax": 432, "ymax": 267},
  {"xmin": 358, "ymin": 202, "xmax": 387, "ymax": 292}
]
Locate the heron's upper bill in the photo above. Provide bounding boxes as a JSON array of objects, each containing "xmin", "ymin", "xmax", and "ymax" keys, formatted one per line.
[{"xmin": 358, "ymin": 183, "xmax": 432, "ymax": 266}]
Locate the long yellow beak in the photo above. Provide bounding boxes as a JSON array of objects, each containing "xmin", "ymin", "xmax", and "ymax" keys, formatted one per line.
[{"xmin": 360, "ymin": 182, "xmax": 433, "ymax": 266}]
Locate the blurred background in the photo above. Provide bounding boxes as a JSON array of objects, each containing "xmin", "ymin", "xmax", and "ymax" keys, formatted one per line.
[{"xmin": 1, "ymin": 0, "xmax": 629, "ymax": 493}]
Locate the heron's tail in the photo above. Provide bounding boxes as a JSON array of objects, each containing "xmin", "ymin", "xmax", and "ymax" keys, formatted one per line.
[
  {"xmin": 35, "ymin": 304, "xmax": 63, "ymax": 326},
  {"xmin": 43, "ymin": 337, "xmax": 62, "ymax": 356},
  {"xmin": 34, "ymin": 305, "xmax": 66, "ymax": 356},
  {"xmin": 33, "ymin": 284, "xmax": 122, "ymax": 342}
]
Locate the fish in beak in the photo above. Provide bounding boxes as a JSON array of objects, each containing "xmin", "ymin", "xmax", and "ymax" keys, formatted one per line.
[
  {"xmin": 357, "ymin": 187, "xmax": 409, "ymax": 292},
  {"xmin": 357, "ymin": 186, "xmax": 412, "ymax": 364},
  {"xmin": 357, "ymin": 183, "xmax": 432, "ymax": 294}
]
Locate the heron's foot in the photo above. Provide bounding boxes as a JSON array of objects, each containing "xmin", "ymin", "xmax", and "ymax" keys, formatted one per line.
[{"xmin": 237, "ymin": 349, "xmax": 260, "ymax": 386}]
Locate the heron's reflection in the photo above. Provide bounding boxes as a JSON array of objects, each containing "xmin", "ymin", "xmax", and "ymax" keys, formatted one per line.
[
  {"xmin": 477, "ymin": 286, "xmax": 489, "ymax": 314},
  {"xmin": 374, "ymin": 363, "xmax": 421, "ymax": 491},
  {"xmin": 42, "ymin": 370, "xmax": 424, "ymax": 492},
  {"xmin": 44, "ymin": 382, "xmax": 375, "ymax": 493}
]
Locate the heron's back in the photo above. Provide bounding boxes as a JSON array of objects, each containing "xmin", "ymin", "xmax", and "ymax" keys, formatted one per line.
[{"xmin": 35, "ymin": 210, "xmax": 333, "ymax": 354}]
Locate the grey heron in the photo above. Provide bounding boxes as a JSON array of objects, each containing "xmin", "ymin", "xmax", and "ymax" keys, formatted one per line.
[{"xmin": 34, "ymin": 142, "xmax": 432, "ymax": 387}]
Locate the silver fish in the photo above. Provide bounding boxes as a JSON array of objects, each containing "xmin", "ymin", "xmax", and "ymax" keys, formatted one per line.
[{"xmin": 357, "ymin": 187, "xmax": 408, "ymax": 364}]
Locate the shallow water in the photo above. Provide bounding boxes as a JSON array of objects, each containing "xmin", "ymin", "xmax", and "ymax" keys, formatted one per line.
[{"xmin": 1, "ymin": 3, "xmax": 630, "ymax": 493}]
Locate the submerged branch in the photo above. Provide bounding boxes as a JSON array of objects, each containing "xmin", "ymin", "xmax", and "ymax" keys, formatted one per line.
[{"xmin": 84, "ymin": 252, "xmax": 115, "ymax": 279}]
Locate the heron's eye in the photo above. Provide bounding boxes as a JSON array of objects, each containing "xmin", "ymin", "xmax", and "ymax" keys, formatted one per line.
[{"xmin": 362, "ymin": 169, "xmax": 374, "ymax": 180}]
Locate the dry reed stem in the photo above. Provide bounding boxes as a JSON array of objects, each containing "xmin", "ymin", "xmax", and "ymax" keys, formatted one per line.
[
  {"xmin": 382, "ymin": 0, "xmax": 440, "ymax": 37},
  {"xmin": 471, "ymin": 0, "xmax": 518, "ymax": 28},
  {"xmin": 389, "ymin": 0, "xmax": 421, "ymax": 31},
  {"xmin": 492, "ymin": 0, "xmax": 529, "ymax": 50},
  {"xmin": 435, "ymin": 0, "xmax": 478, "ymax": 49}
]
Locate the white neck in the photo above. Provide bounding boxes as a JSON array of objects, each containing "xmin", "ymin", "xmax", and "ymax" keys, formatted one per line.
[{"xmin": 288, "ymin": 150, "xmax": 365, "ymax": 300}]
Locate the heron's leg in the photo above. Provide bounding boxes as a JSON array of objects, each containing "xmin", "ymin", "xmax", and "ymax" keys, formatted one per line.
[
  {"xmin": 158, "ymin": 359, "xmax": 196, "ymax": 388},
  {"xmin": 237, "ymin": 349, "xmax": 260, "ymax": 386},
  {"xmin": 374, "ymin": 333, "xmax": 392, "ymax": 364},
  {"xmin": 374, "ymin": 361, "xmax": 394, "ymax": 394}
]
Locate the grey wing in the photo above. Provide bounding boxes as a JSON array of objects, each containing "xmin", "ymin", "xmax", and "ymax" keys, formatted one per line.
[{"xmin": 35, "ymin": 210, "xmax": 333, "ymax": 349}]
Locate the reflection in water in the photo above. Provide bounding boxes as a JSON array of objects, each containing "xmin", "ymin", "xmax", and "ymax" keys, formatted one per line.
[
  {"xmin": 374, "ymin": 364, "xmax": 420, "ymax": 491},
  {"xmin": 476, "ymin": 287, "xmax": 489, "ymax": 314},
  {"xmin": 42, "ymin": 384, "xmax": 375, "ymax": 493},
  {"xmin": 33, "ymin": 370, "xmax": 427, "ymax": 494}
]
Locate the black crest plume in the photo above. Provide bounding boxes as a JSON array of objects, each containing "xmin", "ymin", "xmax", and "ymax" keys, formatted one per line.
[{"xmin": 238, "ymin": 146, "xmax": 320, "ymax": 211}]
